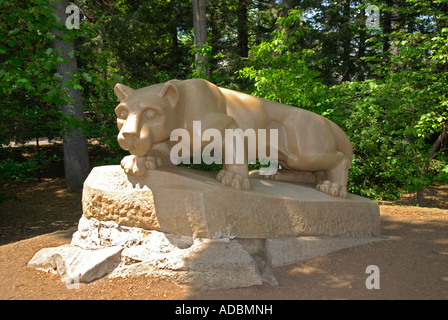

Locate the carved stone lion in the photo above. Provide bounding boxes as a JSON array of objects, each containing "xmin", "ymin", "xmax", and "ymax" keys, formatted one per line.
[{"xmin": 114, "ymin": 79, "xmax": 353, "ymax": 197}]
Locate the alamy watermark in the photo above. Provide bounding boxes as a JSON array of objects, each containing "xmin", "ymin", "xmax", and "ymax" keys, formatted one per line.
[
  {"xmin": 65, "ymin": 3, "xmax": 379, "ymax": 31},
  {"xmin": 366, "ymin": 5, "xmax": 380, "ymax": 30},
  {"xmin": 365, "ymin": 265, "xmax": 380, "ymax": 289},
  {"xmin": 65, "ymin": 4, "xmax": 80, "ymax": 29},
  {"xmin": 170, "ymin": 121, "xmax": 279, "ymax": 175},
  {"xmin": 65, "ymin": 273, "xmax": 80, "ymax": 289}
]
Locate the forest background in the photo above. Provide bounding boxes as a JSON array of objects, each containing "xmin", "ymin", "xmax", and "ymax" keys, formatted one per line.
[{"xmin": 1, "ymin": 0, "xmax": 448, "ymax": 206}]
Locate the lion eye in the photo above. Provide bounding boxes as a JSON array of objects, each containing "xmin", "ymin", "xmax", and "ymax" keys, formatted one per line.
[
  {"xmin": 144, "ymin": 109, "xmax": 157, "ymax": 120},
  {"xmin": 118, "ymin": 110, "xmax": 128, "ymax": 119}
]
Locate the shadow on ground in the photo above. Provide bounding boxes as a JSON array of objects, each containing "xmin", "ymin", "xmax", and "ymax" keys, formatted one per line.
[
  {"xmin": 182, "ymin": 207, "xmax": 448, "ymax": 300},
  {"xmin": 0, "ymin": 178, "xmax": 82, "ymax": 245},
  {"xmin": 0, "ymin": 141, "xmax": 122, "ymax": 246}
]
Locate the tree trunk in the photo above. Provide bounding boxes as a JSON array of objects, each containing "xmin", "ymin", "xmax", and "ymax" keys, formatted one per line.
[
  {"xmin": 170, "ymin": 23, "xmax": 179, "ymax": 52},
  {"xmin": 51, "ymin": 0, "xmax": 91, "ymax": 190},
  {"xmin": 192, "ymin": 0, "xmax": 209, "ymax": 77},
  {"xmin": 280, "ymin": 0, "xmax": 293, "ymax": 16},
  {"xmin": 383, "ymin": 1, "xmax": 392, "ymax": 53},
  {"xmin": 237, "ymin": 0, "xmax": 249, "ymax": 57},
  {"xmin": 358, "ymin": 7, "xmax": 366, "ymax": 81},
  {"xmin": 383, "ymin": 0, "xmax": 400, "ymax": 58},
  {"xmin": 208, "ymin": 0, "xmax": 220, "ymax": 75},
  {"xmin": 341, "ymin": 0, "xmax": 352, "ymax": 82},
  {"xmin": 417, "ymin": 187, "xmax": 425, "ymax": 207},
  {"xmin": 390, "ymin": 2, "xmax": 400, "ymax": 57}
]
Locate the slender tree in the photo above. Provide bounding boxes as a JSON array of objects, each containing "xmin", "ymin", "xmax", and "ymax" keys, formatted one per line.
[
  {"xmin": 340, "ymin": 0, "xmax": 352, "ymax": 81},
  {"xmin": 192, "ymin": 0, "xmax": 209, "ymax": 76},
  {"xmin": 50, "ymin": 0, "xmax": 91, "ymax": 189},
  {"xmin": 237, "ymin": 0, "xmax": 249, "ymax": 57},
  {"xmin": 357, "ymin": 6, "xmax": 366, "ymax": 81}
]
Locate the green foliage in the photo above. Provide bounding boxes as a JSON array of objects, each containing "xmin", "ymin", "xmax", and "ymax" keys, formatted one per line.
[
  {"xmin": 177, "ymin": 158, "xmax": 273, "ymax": 174},
  {"xmin": 189, "ymin": 42, "xmax": 222, "ymax": 79},
  {"xmin": 328, "ymin": 14, "xmax": 448, "ymax": 199},
  {"xmin": 0, "ymin": 148, "xmax": 59, "ymax": 204},
  {"xmin": 91, "ymin": 155, "xmax": 123, "ymax": 167},
  {"xmin": 238, "ymin": 6, "xmax": 448, "ymax": 201},
  {"xmin": 0, "ymin": 0, "xmax": 117, "ymax": 138},
  {"xmin": 329, "ymin": 81, "xmax": 406, "ymax": 199},
  {"xmin": 1, "ymin": 0, "xmax": 447, "ymax": 204},
  {"xmin": 0, "ymin": 157, "xmax": 37, "ymax": 183},
  {"xmin": 238, "ymin": 10, "xmax": 328, "ymax": 112},
  {"xmin": 0, "ymin": 0, "xmax": 119, "ymax": 188},
  {"xmin": 74, "ymin": 0, "xmax": 193, "ymax": 86}
]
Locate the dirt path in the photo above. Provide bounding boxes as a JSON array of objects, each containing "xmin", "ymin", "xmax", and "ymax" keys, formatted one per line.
[{"xmin": 0, "ymin": 204, "xmax": 447, "ymax": 300}]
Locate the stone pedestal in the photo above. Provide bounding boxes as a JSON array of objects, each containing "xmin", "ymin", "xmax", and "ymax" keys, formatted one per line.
[
  {"xmin": 82, "ymin": 165, "xmax": 381, "ymax": 238},
  {"xmin": 28, "ymin": 165, "xmax": 384, "ymax": 288}
]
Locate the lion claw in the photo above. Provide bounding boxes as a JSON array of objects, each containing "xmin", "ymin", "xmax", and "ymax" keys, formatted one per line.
[
  {"xmin": 316, "ymin": 180, "xmax": 347, "ymax": 198},
  {"xmin": 217, "ymin": 169, "xmax": 251, "ymax": 190},
  {"xmin": 121, "ymin": 155, "xmax": 146, "ymax": 177}
]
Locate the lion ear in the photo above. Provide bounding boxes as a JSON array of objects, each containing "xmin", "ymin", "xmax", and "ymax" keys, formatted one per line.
[
  {"xmin": 159, "ymin": 80, "xmax": 179, "ymax": 109},
  {"xmin": 114, "ymin": 83, "xmax": 134, "ymax": 102}
]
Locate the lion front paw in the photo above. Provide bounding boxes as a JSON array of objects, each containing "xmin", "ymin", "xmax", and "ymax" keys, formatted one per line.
[
  {"xmin": 121, "ymin": 154, "xmax": 164, "ymax": 177},
  {"xmin": 316, "ymin": 180, "xmax": 348, "ymax": 198},
  {"xmin": 216, "ymin": 169, "xmax": 251, "ymax": 190},
  {"xmin": 121, "ymin": 155, "xmax": 145, "ymax": 177}
]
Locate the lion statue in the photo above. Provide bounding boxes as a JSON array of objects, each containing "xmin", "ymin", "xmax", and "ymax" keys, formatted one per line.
[{"xmin": 113, "ymin": 79, "xmax": 353, "ymax": 197}]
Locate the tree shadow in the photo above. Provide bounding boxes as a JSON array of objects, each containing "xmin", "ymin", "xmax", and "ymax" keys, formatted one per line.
[
  {"xmin": 0, "ymin": 178, "xmax": 82, "ymax": 246},
  {"xmin": 380, "ymin": 184, "xmax": 448, "ymax": 209}
]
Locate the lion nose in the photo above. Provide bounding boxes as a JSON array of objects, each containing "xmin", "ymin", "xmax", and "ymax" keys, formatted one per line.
[
  {"xmin": 122, "ymin": 131, "xmax": 137, "ymax": 140},
  {"xmin": 121, "ymin": 114, "xmax": 139, "ymax": 139}
]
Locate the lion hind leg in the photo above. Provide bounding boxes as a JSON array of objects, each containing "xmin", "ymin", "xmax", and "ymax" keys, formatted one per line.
[{"xmin": 316, "ymin": 152, "xmax": 350, "ymax": 198}]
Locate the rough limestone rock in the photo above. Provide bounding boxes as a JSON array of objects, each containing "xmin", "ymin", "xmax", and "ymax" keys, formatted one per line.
[
  {"xmin": 27, "ymin": 244, "xmax": 123, "ymax": 284},
  {"xmin": 110, "ymin": 238, "xmax": 264, "ymax": 288},
  {"xmin": 71, "ymin": 217, "xmax": 265, "ymax": 288},
  {"xmin": 28, "ymin": 220, "xmax": 266, "ymax": 288},
  {"xmin": 28, "ymin": 215, "xmax": 270, "ymax": 288},
  {"xmin": 253, "ymin": 255, "xmax": 279, "ymax": 286},
  {"xmin": 82, "ymin": 165, "xmax": 381, "ymax": 239},
  {"xmin": 72, "ymin": 215, "xmax": 145, "ymax": 250},
  {"xmin": 29, "ymin": 214, "xmax": 384, "ymax": 288}
]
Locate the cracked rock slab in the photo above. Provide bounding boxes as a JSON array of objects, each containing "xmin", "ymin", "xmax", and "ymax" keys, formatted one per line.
[
  {"xmin": 31, "ymin": 218, "xmax": 265, "ymax": 288},
  {"xmin": 28, "ymin": 244, "xmax": 123, "ymax": 284},
  {"xmin": 110, "ymin": 239, "xmax": 263, "ymax": 288}
]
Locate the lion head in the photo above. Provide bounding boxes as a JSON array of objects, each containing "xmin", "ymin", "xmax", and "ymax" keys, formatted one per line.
[{"xmin": 114, "ymin": 81, "xmax": 179, "ymax": 157}]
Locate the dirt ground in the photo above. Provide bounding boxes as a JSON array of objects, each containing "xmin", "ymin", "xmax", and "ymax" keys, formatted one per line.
[{"xmin": 1, "ymin": 142, "xmax": 448, "ymax": 300}]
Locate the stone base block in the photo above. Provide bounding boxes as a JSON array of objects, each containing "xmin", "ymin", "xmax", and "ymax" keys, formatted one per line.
[
  {"xmin": 82, "ymin": 165, "xmax": 381, "ymax": 239},
  {"xmin": 263, "ymin": 236, "xmax": 386, "ymax": 267}
]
